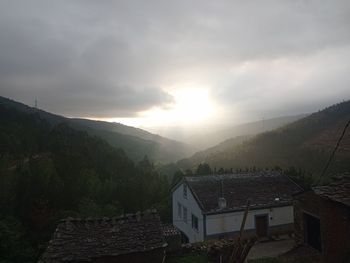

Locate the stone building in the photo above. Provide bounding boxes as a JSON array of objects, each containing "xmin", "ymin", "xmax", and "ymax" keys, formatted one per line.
[
  {"xmin": 294, "ymin": 177, "xmax": 350, "ymax": 263},
  {"xmin": 39, "ymin": 210, "xmax": 167, "ymax": 263}
]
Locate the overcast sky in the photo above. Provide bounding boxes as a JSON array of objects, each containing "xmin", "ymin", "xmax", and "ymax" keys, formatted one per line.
[{"xmin": 0, "ymin": 0, "xmax": 349, "ymax": 128}]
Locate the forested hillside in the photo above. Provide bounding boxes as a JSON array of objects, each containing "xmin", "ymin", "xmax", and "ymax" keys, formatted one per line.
[
  {"xmin": 185, "ymin": 114, "xmax": 307, "ymax": 150},
  {"xmin": 0, "ymin": 105, "xmax": 170, "ymax": 262},
  {"xmin": 176, "ymin": 101, "xmax": 350, "ymax": 177},
  {"xmin": 0, "ymin": 96, "xmax": 194, "ymax": 163}
]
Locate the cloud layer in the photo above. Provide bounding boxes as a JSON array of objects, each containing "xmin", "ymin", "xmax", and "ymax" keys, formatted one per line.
[{"xmin": 0, "ymin": 0, "xmax": 349, "ymax": 121}]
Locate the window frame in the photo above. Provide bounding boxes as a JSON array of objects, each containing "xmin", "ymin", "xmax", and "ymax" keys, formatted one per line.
[
  {"xmin": 177, "ymin": 202, "xmax": 182, "ymax": 219},
  {"xmin": 191, "ymin": 214, "xmax": 199, "ymax": 231},
  {"xmin": 183, "ymin": 184, "xmax": 188, "ymax": 199},
  {"xmin": 183, "ymin": 206, "xmax": 188, "ymax": 223}
]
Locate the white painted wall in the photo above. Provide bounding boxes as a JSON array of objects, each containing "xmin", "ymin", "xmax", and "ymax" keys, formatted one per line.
[
  {"xmin": 206, "ymin": 206, "xmax": 294, "ymax": 236},
  {"xmin": 172, "ymin": 182, "xmax": 204, "ymax": 243}
]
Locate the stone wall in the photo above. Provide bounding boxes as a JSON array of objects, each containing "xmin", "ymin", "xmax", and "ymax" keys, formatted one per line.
[
  {"xmin": 95, "ymin": 248, "xmax": 165, "ymax": 263},
  {"xmin": 294, "ymin": 191, "xmax": 350, "ymax": 263},
  {"xmin": 166, "ymin": 237, "xmax": 256, "ymax": 263}
]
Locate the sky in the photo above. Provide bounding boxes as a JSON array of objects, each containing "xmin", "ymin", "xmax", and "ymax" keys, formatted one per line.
[{"xmin": 0, "ymin": 0, "xmax": 350, "ymax": 129}]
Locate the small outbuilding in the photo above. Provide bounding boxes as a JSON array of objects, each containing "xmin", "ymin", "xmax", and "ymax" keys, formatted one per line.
[
  {"xmin": 294, "ymin": 177, "xmax": 350, "ymax": 263},
  {"xmin": 39, "ymin": 210, "xmax": 167, "ymax": 263}
]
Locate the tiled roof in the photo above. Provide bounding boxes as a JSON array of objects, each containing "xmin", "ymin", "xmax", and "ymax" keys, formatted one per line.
[
  {"xmin": 312, "ymin": 177, "xmax": 350, "ymax": 207},
  {"xmin": 40, "ymin": 210, "xmax": 167, "ymax": 263},
  {"xmin": 184, "ymin": 172, "xmax": 302, "ymax": 214}
]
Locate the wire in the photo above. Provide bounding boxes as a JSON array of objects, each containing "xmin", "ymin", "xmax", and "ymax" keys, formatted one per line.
[{"xmin": 319, "ymin": 118, "xmax": 350, "ymax": 182}]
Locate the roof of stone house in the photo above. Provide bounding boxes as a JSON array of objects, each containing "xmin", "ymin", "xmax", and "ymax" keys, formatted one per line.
[
  {"xmin": 184, "ymin": 172, "xmax": 302, "ymax": 214},
  {"xmin": 39, "ymin": 210, "xmax": 167, "ymax": 263},
  {"xmin": 312, "ymin": 177, "xmax": 350, "ymax": 207}
]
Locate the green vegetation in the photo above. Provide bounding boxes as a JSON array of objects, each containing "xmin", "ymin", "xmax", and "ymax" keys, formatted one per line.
[{"xmin": 0, "ymin": 105, "xmax": 171, "ymax": 262}]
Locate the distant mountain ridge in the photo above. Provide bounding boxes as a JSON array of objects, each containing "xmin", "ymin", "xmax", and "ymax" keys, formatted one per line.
[
  {"xmin": 176, "ymin": 100, "xmax": 350, "ymax": 176},
  {"xmin": 186, "ymin": 114, "xmax": 308, "ymax": 150},
  {"xmin": 0, "ymin": 96, "xmax": 194, "ymax": 162}
]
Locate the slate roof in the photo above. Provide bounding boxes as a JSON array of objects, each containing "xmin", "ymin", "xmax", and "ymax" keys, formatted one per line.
[
  {"xmin": 40, "ymin": 210, "xmax": 167, "ymax": 263},
  {"xmin": 184, "ymin": 172, "xmax": 302, "ymax": 214},
  {"xmin": 312, "ymin": 177, "xmax": 350, "ymax": 207}
]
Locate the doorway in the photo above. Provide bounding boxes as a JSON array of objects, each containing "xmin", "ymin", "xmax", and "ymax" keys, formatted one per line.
[
  {"xmin": 255, "ymin": 214, "xmax": 268, "ymax": 237},
  {"xmin": 303, "ymin": 213, "xmax": 321, "ymax": 251}
]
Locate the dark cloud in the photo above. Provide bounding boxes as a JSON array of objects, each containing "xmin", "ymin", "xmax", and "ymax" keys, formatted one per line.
[{"xmin": 0, "ymin": 0, "xmax": 349, "ymax": 121}]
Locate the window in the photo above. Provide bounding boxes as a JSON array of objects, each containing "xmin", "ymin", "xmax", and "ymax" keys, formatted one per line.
[
  {"xmin": 183, "ymin": 184, "xmax": 188, "ymax": 199},
  {"xmin": 177, "ymin": 203, "xmax": 182, "ymax": 218},
  {"xmin": 192, "ymin": 214, "xmax": 199, "ymax": 231},
  {"xmin": 183, "ymin": 207, "xmax": 188, "ymax": 223}
]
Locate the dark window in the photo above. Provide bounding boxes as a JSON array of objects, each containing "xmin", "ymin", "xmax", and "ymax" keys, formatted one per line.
[
  {"xmin": 192, "ymin": 214, "xmax": 199, "ymax": 231},
  {"xmin": 183, "ymin": 184, "xmax": 188, "ymax": 199},
  {"xmin": 183, "ymin": 207, "xmax": 188, "ymax": 223},
  {"xmin": 178, "ymin": 203, "xmax": 182, "ymax": 218}
]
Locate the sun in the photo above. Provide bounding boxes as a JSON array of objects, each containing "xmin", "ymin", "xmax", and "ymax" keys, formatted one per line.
[{"xmin": 140, "ymin": 87, "xmax": 215, "ymax": 127}]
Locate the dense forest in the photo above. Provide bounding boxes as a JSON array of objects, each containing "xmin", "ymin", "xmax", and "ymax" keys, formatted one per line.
[
  {"xmin": 0, "ymin": 96, "xmax": 194, "ymax": 163},
  {"xmin": 0, "ymin": 105, "xmax": 171, "ymax": 262}
]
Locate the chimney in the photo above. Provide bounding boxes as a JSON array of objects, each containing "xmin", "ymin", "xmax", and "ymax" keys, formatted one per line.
[
  {"xmin": 218, "ymin": 178, "xmax": 226, "ymax": 209},
  {"xmin": 218, "ymin": 197, "xmax": 227, "ymax": 209}
]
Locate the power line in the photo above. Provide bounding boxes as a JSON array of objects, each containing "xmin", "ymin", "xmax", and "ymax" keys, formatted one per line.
[{"xmin": 319, "ymin": 118, "xmax": 350, "ymax": 181}]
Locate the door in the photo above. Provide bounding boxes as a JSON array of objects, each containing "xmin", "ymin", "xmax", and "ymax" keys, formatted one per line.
[
  {"xmin": 255, "ymin": 215, "xmax": 268, "ymax": 237},
  {"xmin": 304, "ymin": 213, "xmax": 321, "ymax": 251}
]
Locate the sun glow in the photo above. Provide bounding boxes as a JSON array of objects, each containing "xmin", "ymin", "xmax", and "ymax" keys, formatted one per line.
[
  {"xmin": 98, "ymin": 87, "xmax": 216, "ymax": 127},
  {"xmin": 143, "ymin": 87, "xmax": 214, "ymax": 126}
]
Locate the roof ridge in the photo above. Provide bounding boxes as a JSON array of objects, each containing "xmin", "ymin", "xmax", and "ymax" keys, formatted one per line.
[
  {"xmin": 183, "ymin": 172, "xmax": 287, "ymax": 180},
  {"xmin": 59, "ymin": 209, "xmax": 159, "ymax": 223}
]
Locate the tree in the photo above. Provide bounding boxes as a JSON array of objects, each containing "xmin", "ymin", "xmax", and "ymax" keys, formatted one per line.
[
  {"xmin": 196, "ymin": 163, "xmax": 212, "ymax": 175},
  {"xmin": 171, "ymin": 170, "xmax": 184, "ymax": 187}
]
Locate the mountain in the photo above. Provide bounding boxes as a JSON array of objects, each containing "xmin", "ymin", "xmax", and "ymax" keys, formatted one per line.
[
  {"xmin": 184, "ymin": 114, "xmax": 307, "ymax": 150},
  {"xmin": 176, "ymin": 101, "xmax": 350, "ymax": 176},
  {"xmin": 0, "ymin": 96, "xmax": 194, "ymax": 163},
  {"xmin": 0, "ymin": 103, "xmax": 170, "ymax": 262}
]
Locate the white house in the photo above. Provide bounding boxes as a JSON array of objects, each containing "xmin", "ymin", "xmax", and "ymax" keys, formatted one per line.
[{"xmin": 172, "ymin": 172, "xmax": 302, "ymax": 243}]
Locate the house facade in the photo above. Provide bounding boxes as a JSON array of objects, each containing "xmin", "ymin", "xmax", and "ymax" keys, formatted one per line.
[
  {"xmin": 294, "ymin": 177, "xmax": 350, "ymax": 263},
  {"xmin": 172, "ymin": 172, "xmax": 301, "ymax": 243}
]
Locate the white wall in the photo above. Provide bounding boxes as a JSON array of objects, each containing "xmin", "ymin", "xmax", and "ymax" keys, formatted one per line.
[
  {"xmin": 172, "ymin": 182, "xmax": 204, "ymax": 243},
  {"xmin": 206, "ymin": 206, "xmax": 294, "ymax": 236}
]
